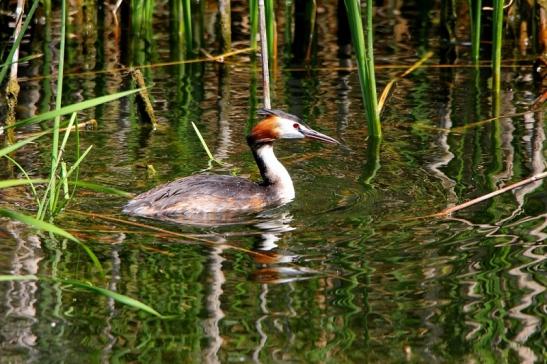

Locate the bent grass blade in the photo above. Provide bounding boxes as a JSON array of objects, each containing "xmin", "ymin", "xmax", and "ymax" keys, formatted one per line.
[
  {"xmin": 0, "ymin": 208, "xmax": 103, "ymax": 275},
  {"xmin": 191, "ymin": 121, "xmax": 223, "ymax": 166},
  {"xmin": 0, "ymin": 275, "xmax": 168, "ymax": 318},
  {"xmin": 10, "ymin": 88, "xmax": 143, "ymax": 130},
  {"xmin": 0, "ymin": 133, "xmax": 46, "ymax": 158}
]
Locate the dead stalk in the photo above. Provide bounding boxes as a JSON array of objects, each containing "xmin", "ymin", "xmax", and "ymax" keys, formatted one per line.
[{"xmin": 433, "ymin": 172, "xmax": 547, "ymax": 217}]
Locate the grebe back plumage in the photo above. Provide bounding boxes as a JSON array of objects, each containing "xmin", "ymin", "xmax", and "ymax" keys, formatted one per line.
[{"xmin": 123, "ymin": 109, "xmax": 338, "ymax": 220}]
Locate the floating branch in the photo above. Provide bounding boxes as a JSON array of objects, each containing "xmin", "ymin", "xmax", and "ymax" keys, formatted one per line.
[{"xmin": 433, "ymin": 172, "xmax": 547, "ymax": 217}]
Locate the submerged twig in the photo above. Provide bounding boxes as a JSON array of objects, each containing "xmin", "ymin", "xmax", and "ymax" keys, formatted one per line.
[
  {"xmin": 432, "ymin": 172, "xmax": 547, "ymax": 217},
  {"xmin": 15, "ymin": 119, "xmax": 97, "ymax": 139}
]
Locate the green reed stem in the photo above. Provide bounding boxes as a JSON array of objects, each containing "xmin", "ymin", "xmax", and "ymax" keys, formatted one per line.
[
  {"xmin": 491, "ymin": 0, "xmax": 503, "ymax": 95},
  {"xmin": 469, "ymin": 0, "xmax": 482, "ymax": 62},
  {"xmin": 264, "ymin": 0, "xmax": 276, "ymax": 64},
  {"xmin": 183, "ymin": 0, "xmax": 193, "ymax": 53},
  {"xmin": 344, "ymin": 0, "xmax": 381, "ymax": 138},
  {"xmin": 48, "ymin": 0, "xmax": 66, "ymax": 216},
  {"xmin": 249, "ymin": 0, "xmax": 258, "ymax": 50}
]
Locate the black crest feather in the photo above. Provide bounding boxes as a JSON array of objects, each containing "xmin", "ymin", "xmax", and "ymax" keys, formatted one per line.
[{"xmin": 257, "ymin": 109, "xmax": 302, "ymax": 122}]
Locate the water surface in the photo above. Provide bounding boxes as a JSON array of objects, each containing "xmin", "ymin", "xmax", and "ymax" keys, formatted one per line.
[{"xmin": 0, "ymin": 2, "xmax": 545, "ymax": 363}]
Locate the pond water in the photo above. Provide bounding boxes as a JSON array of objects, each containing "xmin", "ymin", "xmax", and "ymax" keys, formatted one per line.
[{"xmin": 1, "ymin": 1, "xmax": 546, "ymax": 363}]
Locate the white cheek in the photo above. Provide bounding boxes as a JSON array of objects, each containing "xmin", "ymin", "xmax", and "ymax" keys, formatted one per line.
[{"xmin": 278, "ymin": 123, "xmax": 304, "ymax": 139}]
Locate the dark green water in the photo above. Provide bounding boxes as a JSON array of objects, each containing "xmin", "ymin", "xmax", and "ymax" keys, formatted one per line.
[{"xmin": 1, "ymin": 2, "xmax": 546, "ymax": 363}]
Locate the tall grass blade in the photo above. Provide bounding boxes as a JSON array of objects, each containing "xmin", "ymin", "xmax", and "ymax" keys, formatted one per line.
[
  {"xmin": 0, "ymin": 208, "xmax": 104, "ymax": 275},
  {"xmin": 10, "ymin": 88, "xmax": 142, "ymax": 130},
  {"xmin": 0, "ymin": 0, "xmax": 39, "ymax": 85},
  {"xmin": 49, "ymin": 0, "xmax": 67, "ymax": 213}
]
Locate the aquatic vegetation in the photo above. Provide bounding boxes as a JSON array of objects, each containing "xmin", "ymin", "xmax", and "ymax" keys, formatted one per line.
[
  {"xmin": 344, "ymin": 0, "xmax": 381, "ymax": 138},
  {"xmin": 0, "ymin": 0, "xmax": 546, "ymax": 362},
  {"xmin": 0, "ymin": 0, "xmax": 162, "ymax": 318},
  {"xmin": 468, "ymin": 0, "xmax": 482, "ymax": 62},
  {"xmin": 491, "ymin": 0, "xmax": 507, "ymax": 102}
]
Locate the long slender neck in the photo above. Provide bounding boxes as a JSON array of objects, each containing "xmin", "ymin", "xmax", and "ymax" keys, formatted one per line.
[{"xmin": 248, "ymin": 139, "xmax": 295, "ymax": 202}]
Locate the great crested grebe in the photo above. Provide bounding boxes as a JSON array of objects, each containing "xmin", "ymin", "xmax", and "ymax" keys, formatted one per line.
[{"xmin": 123, "ymin": 109, "xmax": 339, "ymax": 220}]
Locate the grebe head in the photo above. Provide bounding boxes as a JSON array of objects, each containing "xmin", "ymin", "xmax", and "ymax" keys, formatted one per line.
[{"xmin": 250, "ymin": 109, "xmax": 339, "ymax": 145}]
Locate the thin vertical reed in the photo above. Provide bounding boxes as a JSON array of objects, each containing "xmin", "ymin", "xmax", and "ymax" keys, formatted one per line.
[
  {"xmin": 469, "ymin": 0, "xmax": 482, "ymax": 62},
  {"xmin": 264, "ymin": 0, "xmax": 276, "ymax": 64},
  {"xmin": 183, "ymin": 0, "xmax": 192, "ymax": 53},
  {"xmin": 219, "ymin": 0, "xmax": 231, "ymax": 53},
  {"xmin": 249, "ymin": 0, "xmax": 258, "ymax": 50},
  {"xmin": 259, "ymin": 0, "xmax": 271, "ymax": 109},
  {"xmin": 344, "ymin": 0, "xmax": 381, "ymax": 137},
  {"xmin": 47, "ymin": 0, "xmax": 67, "ymax": 216},
  {"xmin": 492, "ymin": 0, "xmax": 504, "ymax": 95}
]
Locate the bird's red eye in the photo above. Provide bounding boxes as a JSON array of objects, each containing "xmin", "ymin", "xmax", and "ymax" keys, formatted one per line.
[{"xmin": 293, "ymin": 123, "xmax": 299, "ymax": 129}]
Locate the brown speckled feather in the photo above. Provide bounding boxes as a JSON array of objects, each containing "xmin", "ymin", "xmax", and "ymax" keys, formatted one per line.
[{"xmin": 123, "ymin": 174, "xmax": 280, "ymax": 217}]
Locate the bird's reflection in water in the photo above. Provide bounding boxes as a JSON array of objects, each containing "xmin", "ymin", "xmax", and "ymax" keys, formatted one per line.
[
  {"xmin": 250, "ymin": 212, "xmax": 318, "ymax": 284},
  {"xmin": 200, "ymin": 210, "xmax": 319, "ymax": 363}
]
